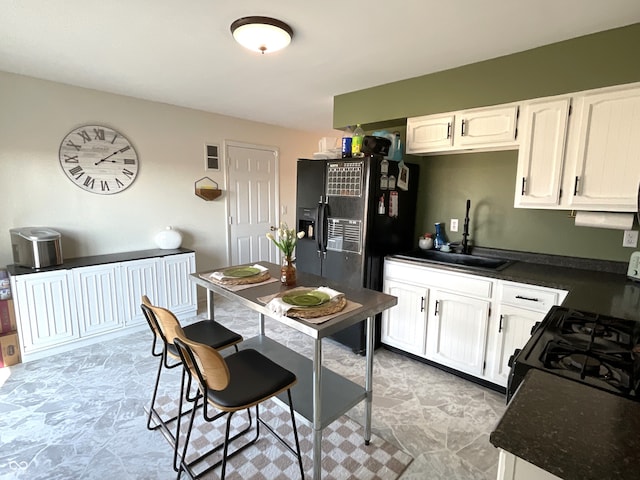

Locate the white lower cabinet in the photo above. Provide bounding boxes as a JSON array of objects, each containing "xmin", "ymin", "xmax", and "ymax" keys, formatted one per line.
[
  {"xmin": 162, "ymin": 252, "xmax": 197, "ymax": 317},
  {"xmin": 11, "ymin": 251, "xmax": 197, "ymax": 362},
  {"xmin": 498, "ymin": 450, "xmax": 562, "ymax": 480},
  {"xmin": 120, "ymin": 257, "xmax": 164, "ymax": 326},
  {"xmin": 73, "ymin": 263, "xmax": 122, "ymax": 337},
  {"xmin": 487, "ymin": 282, "xmax": 568, "ymax": 387},
  {"xmin": 426, "ymin": 290, "xmax": 490, "ymax": 377},
  {"xmin": 13, "ymin": 270, "xmax": 79, "ymax": 352},
  {"xmin": 382, "ymin": 259, "xmax": 567, "ymax": 387},
  {"xmin": 381, "ymin": 279, "xmax": 429, "ymax": 356}
]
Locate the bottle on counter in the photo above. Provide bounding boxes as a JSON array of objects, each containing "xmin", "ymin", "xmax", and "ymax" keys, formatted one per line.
[
  {"xmin": 378, "ymin": 195, "xmax": 386, "ymax": 214},
  {"xmin": 434, "ymin": 222, "xmax": 447, "ymax": 250},
  {"xmin": 392, "ymin": 132, "xmax": 403, "ymax": 161},
  {"xmin": 341, "ymin": 126, "xmax": 353, "ymax": 158},
  {"xmin": 351, "ymin": 124, "xmax": 364, "ymax": 157}
]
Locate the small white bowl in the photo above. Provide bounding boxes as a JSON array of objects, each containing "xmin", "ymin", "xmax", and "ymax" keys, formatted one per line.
[{"xmin": 419, "ymin": 237, "xmax": 433, "ymax": 250}]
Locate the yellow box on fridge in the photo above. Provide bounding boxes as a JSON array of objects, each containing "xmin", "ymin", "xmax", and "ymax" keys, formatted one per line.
[{"xmin": 0, "ymin": 332, "xmax": 21, "ymax": 367}]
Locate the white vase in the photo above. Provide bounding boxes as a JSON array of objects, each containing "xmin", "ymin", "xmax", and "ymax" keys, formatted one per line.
[{"xmin": 155, "ymin": 226, "xmax": 183, "ymax": 249}]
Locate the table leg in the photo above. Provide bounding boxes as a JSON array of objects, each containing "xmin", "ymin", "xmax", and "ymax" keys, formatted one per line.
[
  {"xmin": 206, "ymin": 289, "xmax": 215, "ymax": 319},
  {"xmin": 364, "ymin": 315, "xmax": 374, "ymax": 445},
  {"xmin": 312, "ymin": 337, "xmax": 323, "ymax": 480}
]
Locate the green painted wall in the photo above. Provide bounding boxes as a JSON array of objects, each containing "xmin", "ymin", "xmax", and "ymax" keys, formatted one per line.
[{"xmin": 336, "ymin": 24, "xmax": 640, "ymax": 262}]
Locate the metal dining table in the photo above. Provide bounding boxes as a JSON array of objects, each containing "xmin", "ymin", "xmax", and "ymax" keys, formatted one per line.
[{"xmin": 189, "ymin": 262, "xmax": 397, "ymax": 480}]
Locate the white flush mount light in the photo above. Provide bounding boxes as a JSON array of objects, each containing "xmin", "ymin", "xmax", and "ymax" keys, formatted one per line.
[{"xmin": 230, "ymin": 16, "xmax": 293, "ymax": 54}]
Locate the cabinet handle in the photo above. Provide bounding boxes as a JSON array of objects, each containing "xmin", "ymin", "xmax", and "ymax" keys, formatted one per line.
[
  {"xmin": 515, "ymin": 295, "xmax": 539, "ymax": 302},
  {"xmin": 461, "ymin": 119, "xmax": 466, "ymax": 136},
  {"xmin": 573, "ymin": 176, "xmax": 580, "ymax": 196},
  {"xmin": 521, "ymin": 177, "xmax": 526, "ymax": 195},
  {"xmin": 434, "ymin": 300, "xmax": 440, "ymax": 315},
  {"xmin": 420, "ymin": 296, "xmax": 425, "ymax": 312},
  {"xmin": 498, "ymin": 314, "xmax": 504, "ymax": 333},
  {"xmin": 446, "ymin": 122, "xmax": 452, "ymax": 139}
]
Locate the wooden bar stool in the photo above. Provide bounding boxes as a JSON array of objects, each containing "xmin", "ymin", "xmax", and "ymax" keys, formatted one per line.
[
  {"xmin": 140, "ymin": 296, "xmax": 242, "ymax": 470},
  {"xmin": 173, "ymin": 334, "xmax": 305, "ymax": 480}
]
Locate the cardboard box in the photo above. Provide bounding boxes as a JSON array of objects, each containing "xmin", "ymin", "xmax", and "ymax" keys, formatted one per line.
[
  {"xmin": 0, "ymin": 300, "xmax": 17, "ymax": 334},
  {"xmin": 0, "ymin": 332, "xmax": 21, "ymax": 368}
]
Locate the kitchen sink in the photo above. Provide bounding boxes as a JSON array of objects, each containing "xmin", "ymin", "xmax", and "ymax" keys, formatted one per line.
[{"xmin": 395, "ymin": 249, "xmax": 512, "ymax": 271}]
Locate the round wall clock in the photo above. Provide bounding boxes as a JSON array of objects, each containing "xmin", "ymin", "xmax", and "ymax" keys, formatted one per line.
[{"xmin": 58, "ymin": 125, "xmax": 139, "ymax": 194}]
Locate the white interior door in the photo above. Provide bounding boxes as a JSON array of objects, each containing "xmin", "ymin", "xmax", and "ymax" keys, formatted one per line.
[{"xmin": 226, "ymin": 142, "xmax": 279, "ymax": 265}]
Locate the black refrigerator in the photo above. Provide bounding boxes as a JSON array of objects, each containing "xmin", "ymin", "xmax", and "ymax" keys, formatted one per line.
[{"xmin": 295, "ymin": 156, "xmax": 420, "ymax": 354}]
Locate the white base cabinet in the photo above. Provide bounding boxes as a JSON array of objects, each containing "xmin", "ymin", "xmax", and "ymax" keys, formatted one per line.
[
  {"xmin": 382, "ymin": 260, "xmax": 495, "ymax": 382},
  {"xmin": 13, "ymin": 270, "xmax": 79, "ymax": 352},
  {"xmin": 11, "ymin": 251, "xmax": 197, "ymax": 362},
  {"xmin": 381, "ymin": 279, "xmax": 429, "ymax": 356},
  {"xmin": 426, "ymin": 290, "xmax": 491, "ymax": 377},
  {"xmin": 497, "ymin": 450, "xmax": 562, "ymax": 480},
  {"xmin": 120, "ymin": 257, "xmax": 164, "ymax": 327},
  {"xmin": 73, "ymin": 263, "xmax": 122, "ymax": 337},
  {"xmin": 382, "ymin": 259, "xmax": 567, "ymax": 388},
  {"xmin": 488, "ymin": 282, "xmax": 568, "ymax": 387}
]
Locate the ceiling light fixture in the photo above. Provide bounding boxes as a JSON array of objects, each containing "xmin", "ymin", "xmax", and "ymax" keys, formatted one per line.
[{"xmin": 230, "ymin": 16, "xmax": 293, "ymax": 54}]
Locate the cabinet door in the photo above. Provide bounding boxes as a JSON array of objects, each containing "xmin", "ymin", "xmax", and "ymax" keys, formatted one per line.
[
  {"xmin": 73, "ymin": 264, "xmax": 122, "ymax": 337},
  {"xmin": 12, "ymin": 270, "xmax": 78, "ymax": 353},
  {"xmin": 514, "ymin": 98, "xmax": 571, "ymax": 208},
  {"xmin": 381, "ymin": 279, "xmax": 429, "ymax": 356},
  {"xmin": 425, "ymin": 290, "xmax": 490, "ymax": 376},
  {"xmin": 455, "ymin": 105, "xmax": 519, "ymax": 148},
  {"xmin": 568, "ymin": 86, "xmax": 640, "ymax": 211},
  {"xmin": 162, "ymin": 253, "xmax": 197, "ymax": 317},
  {"xmin": 120, "ymin": 258, "xmax": 163, "ymax": 326},
  {"xmin": 406, "ymin": 113, "xmax": 455, "ymax": 153},
  {"xmin": 491, "ymin": 305, "xmax": 543, "ymax": 387}
]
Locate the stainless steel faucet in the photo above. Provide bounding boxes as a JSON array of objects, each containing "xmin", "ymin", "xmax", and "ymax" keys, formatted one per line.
[{"xmin": 462, "ymin": 199, "xmax": 470, "ymax": 255}]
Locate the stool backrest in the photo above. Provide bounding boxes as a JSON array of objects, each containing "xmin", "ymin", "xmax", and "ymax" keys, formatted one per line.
[
  {"xmin": 140, "ymin": 295, "xmax": 161, "ymax": 337},
  {"xmin": 146, "ymin": 302, "xmax": 186, "ymax": 345},
  {"xmin": 174, "ymin": 337, "xmax": 231, "ymax": 392}
]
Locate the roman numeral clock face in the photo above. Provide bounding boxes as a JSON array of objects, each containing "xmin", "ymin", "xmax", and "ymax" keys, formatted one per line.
[{"xmin": 59, "ymin": 125, "xmax": 139, "ymax": 194}]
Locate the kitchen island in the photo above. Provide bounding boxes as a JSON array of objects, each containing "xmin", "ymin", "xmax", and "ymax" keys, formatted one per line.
[{"xmin": 190, "ymin": 262, "xmax": 397, "ymax": 480}]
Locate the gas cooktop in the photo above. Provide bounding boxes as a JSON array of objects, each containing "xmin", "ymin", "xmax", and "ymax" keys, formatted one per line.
[{"xmin": 508, "ymin": 306, "xmax": 640, "ymax": 401}]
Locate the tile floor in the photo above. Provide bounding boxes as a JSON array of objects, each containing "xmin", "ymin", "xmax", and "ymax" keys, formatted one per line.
[{"xmin": 0, "ymin": 294, "xmax": 506, "ymax": 480}]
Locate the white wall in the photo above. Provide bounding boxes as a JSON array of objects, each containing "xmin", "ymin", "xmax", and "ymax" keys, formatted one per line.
[{"xmin": 0, "ymin": 71, "xmax": 335, "ymax": 274}]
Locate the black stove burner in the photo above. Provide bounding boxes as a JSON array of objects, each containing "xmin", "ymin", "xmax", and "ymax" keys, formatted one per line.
[
  {"xmin": 559, "ymin": 352, "xmax": 603, "ymax": 374},
  {"xmin": 507, "ymin": 306, "xmax": 640, "ymax": 403}
]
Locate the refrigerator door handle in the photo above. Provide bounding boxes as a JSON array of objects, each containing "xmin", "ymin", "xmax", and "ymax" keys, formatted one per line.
[
  {"xmin": 320, "ymin": 199, "xmax": 329, "ymax": 258},
  {"xmin": 315, "ymin": 199, "xmax": 323, "ymax": 256}
]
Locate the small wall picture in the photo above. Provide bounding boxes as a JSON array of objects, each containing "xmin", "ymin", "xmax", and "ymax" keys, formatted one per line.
[
  {"xmin": 397, "ymin": 164, "xmax": 409, "ymax": 191},
  {"xmin": 205, "ymin": 144, "xmax": 220, "ymax": 171}
]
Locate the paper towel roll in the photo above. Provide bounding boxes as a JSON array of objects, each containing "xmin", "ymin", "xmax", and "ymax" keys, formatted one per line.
[{"xmin": 574, "ymin": 211, "xmax": 634, "ymax": 230}]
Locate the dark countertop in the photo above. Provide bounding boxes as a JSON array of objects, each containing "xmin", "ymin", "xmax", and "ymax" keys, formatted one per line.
[
  {"xmin": 490, "ymin": 369, "xmax": 640, "ymax": 480},
  {"xmin": 387, "ymin": 248, "xmax": 640, "ymax": 321},
  {"xmin": 6, "ymin": 248, "xmax": 195, "ymax": 276}
]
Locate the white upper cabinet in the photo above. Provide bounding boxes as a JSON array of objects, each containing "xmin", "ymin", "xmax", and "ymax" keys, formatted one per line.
[
  {"xmin": 514, "ymin": 82, "xmax": 640, "ymax": 212},
  {"xmin": 514, "ymin": 98, "xmax": 571, "ymax": 208},
  {"xmin": 455, "ymin": 105, "xmax": 519, "ymax": 148},
  {"xmin": 565, "ymin": 85, "xmax": 640, "ymax": 211},
  {"xmin": 406, "ymin": 104, "xmax": 519, "ymax": 155},
  {"xmin": 406, "ymin": 114, "xmax": 455, "ymax": 153}
]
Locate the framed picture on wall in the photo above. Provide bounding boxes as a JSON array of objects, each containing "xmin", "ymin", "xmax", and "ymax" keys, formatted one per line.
[{"xmin": 205, "ymin": 144, "xmax": 220, "ymax": 171}]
